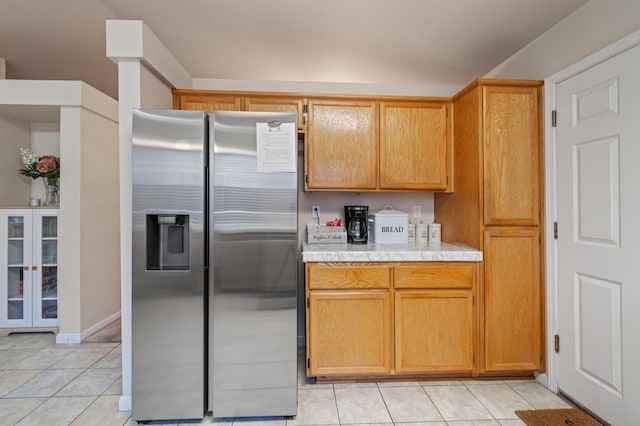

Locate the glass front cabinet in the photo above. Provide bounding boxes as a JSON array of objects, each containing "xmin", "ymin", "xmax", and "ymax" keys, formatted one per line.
[{"xmin": 1, "ymin": 209, "xmax": 59, "ymax": 329}]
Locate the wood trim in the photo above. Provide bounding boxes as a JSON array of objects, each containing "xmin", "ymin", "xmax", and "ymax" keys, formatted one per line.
[
  {"xmin": 173, "ymin": 88, "xmax": 451, "ymax": 104},
  {"xmin": 453, "ymin": 78, "xmax": 543, "ymax": 103}
]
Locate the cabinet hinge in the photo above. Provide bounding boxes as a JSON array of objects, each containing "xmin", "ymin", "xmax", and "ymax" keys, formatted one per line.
[
  {"xmin": 305, "ymin": 174, "xmax": 309, "ymax": 184},
  {"xmin": 551, "ymin": 110, "xmax": 557, "ymax": 127},
  {"xmin": 445, "ymin": 106, "xmax": 449, "ymax": 117},
  {"xmin": 554, "ymin": 334, "xmax": 560, "ymax": 353},
  {"xmin": 446, "ymin": 176, "xmax": 449, "ymax": 185},
  {"xmin": 306, "ymin": 297, "xmax": 310, "ymax": 308},
  {"xmin": 303, "ymin": 102, "xmax": 308, "ymax": 125},
  {"xmin": 307, "ymin": 358, "xmax": 310, "ymax": 369},
  {"xmin": 554, "ymin": 222, "xmax": 558, "ymax": 240}
]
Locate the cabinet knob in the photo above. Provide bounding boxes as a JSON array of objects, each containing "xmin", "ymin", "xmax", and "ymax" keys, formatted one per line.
[
  {"xmin": 32, "ymin": 266, "xmax": 38, "ymax": 271},
  {"xmin": 23, "ymin": 266, "xmax": 29, "ymax": 271}
]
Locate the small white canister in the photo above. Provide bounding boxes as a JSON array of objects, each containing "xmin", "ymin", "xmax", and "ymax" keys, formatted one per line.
[
  {"xmin": 416, "ymin": 222, "xmax": 429, "ymax": 244},
  {"xmin": 407, "ymin": 223, "xmax": 416, "ymax": 243},
  {"xmin": 428, "ymin": 223, "xmax": 441, "ymax": 243}
]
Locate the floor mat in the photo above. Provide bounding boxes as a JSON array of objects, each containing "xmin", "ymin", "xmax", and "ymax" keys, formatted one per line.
[{"xmin": 515, "ymin": 408, "xmax": 600, "ymax": 425}]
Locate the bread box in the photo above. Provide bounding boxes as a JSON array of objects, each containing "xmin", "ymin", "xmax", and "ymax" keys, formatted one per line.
[{"xmin": 368, "ymin": 208, "xmax": 408, "ymax": 244}]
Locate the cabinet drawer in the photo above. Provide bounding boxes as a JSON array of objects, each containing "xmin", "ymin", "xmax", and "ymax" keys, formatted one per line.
[
  {"xmin": 307, "ymin": 264, "xmax": 391, "ymax": 289},
  {"xmin": 394, "ymin": 264, "xmax": 474, "ymax": 289}
]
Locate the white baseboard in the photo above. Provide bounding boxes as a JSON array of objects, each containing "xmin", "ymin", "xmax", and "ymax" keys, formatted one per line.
[
  {"xmin": 81, "ymin": 311, "xmax": 121, "ymax": 341},
  {"xmin": 535, "ymin": 372, "xmax": 549, "ymax": 388},
  {"xmin": 119, "ymin": 394, "xmax": 132, "ymax": 412},
  {"xmin": 56, "ymin": 333, "xmax": 82, "ymax": 344},
  {"xmin": 55, "ymin": 311, "xmax": 121, "ymax": 344}
]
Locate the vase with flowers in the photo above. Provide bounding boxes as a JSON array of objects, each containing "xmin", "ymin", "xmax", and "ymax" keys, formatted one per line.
[{"xmin": 18, "ymin": 148, "xmax": 61, "ymax": 206}]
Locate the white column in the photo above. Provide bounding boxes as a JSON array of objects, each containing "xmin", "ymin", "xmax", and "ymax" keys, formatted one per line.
[{"xmin": 106, "ymin": 19, "xmax": 192, "ymax": 412}]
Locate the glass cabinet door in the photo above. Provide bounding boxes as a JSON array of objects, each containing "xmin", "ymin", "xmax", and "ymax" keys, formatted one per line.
[
  {"xmin": 1, "ymin": 211, "xmax": 33, "ymax": 327},
  {"xmin": 33, "ymin": 211, "xmax": 59, "ymax": 327}
]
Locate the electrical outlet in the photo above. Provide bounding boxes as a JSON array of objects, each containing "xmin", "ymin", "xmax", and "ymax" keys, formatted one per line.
[
  {"xmin": 312, "ymin": 206, "xmax": 320, "ymax": 219},
  {"xmin": 413, "ymin": 205, "xmax": 422, "ymax": 218}
]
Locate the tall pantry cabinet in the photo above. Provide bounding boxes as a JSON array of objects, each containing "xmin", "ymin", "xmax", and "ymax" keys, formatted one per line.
[{"xmin": 435, "ymin": 79, "xmax": 544, "ymax": 375}]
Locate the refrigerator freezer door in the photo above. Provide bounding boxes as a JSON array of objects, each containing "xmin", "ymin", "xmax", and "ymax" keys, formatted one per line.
[
  {"xmin": 132, "ymin": 109, "xmax": 206, "ymax": 421},
  {"xmin": 209, "ymin": 111, "xmax": 298, "ymax": 417}
]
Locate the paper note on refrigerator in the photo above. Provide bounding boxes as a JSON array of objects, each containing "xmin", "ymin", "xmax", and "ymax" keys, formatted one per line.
[{"xmin": 256, "ymin": 122, "xmax": 296, "ymax": 172}]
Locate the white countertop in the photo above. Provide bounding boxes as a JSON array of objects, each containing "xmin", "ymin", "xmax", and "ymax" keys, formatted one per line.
[{"xmin": 302, "ymin": 241, "xmax": 483, "ymax": 262}]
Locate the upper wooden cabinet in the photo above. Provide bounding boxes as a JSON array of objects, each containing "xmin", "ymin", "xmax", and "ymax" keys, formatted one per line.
[
  {"xmin": 244, "ymin": 96, "xmax": 305, "ymax": 130},
  {"xmin": 380, "ymin": 102, "xmax": 451, "ymax": 191},
  {"xmin": 172, "ymin": 89, "xmax": 305, "ymax": 131},
  {"xmin": 305, "ymin": 99, "xmax": 378, "ymax": 190},
  {"xmin": 173, "ymin": 89, "xmax": 452, "ymax": 192},
  {"xmin": 305, "ymin": 98, "xmax": 452, "ymax": 192},
  {"xmin": 173, "ymin": 90, "xmax": 243, "ymax": 113},
  {"xmin": 483, "ymin": 86, "xmax": 541, "ymax": 226}
]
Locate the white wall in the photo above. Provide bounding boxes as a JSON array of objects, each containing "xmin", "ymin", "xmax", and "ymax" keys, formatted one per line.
[
  {"xmin": 0, "ymin": 114, "xmax": 31, "ymax": 205},
  {"xmin": 78, "ymin": 108, "xmax": 120, "ymax": 334},
  {"xmin": 193, "ymin": 78, "xmax": 460, "ymax": 98},
  {"xmin": 141, "ymin": 66, "xmax": 173, "ymax": 109},
  {"xmin": 487, "ymin": 0, "xmax": 640, "ymax": 80},
  {"xmin": 29, "ymin": 122, "xmax": 60, "ymax": 201}
]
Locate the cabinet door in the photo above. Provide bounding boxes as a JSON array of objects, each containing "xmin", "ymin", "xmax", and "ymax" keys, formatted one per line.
[
  {"xmin": 483, "ymin": 86, "xmax": 541, "ymax": 225},
  {"xmin": 307, "ymin": 291, "xmax": 391, "ymax": 376},
  {"xmin": 380, "ymin": 102, "xmax": 450, "ymax": 190},
  {"xmin": 1, "ymin": 210, "xmax": 33, "ymax": 328},
  {"xmin": 395, "ymin": 290, "xmax": 474, "ymax": 373},
  {"xmin": 483, "ymin": 228, "xmax": 543, "ymax": 372},
  {"xmin": 32, "ymin": 210, "xmax": 58, "ymax": 327},
  {"xmin": 245, "ymin": 96, "xmax": 305, "ymax": 131},
  {"xmin": 174, "ymin": 92, "xmax": 243, "ymax": 113},
  {"xmin": 305, "ymin": 99, "xmax": 378, "ymax": 190}
]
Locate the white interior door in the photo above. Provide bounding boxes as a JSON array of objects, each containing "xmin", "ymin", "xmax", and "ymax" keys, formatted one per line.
[{"xmin": 556, "ymin": 43, "xmax": 640, "ymax": 425}]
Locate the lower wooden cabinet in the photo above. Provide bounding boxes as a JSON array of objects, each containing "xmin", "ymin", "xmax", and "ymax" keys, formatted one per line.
[
  {"xmin": 395, "ymin": 290, "xmax": 473, "ymax": 374},
  {"xmin": 305, "ymin": 262, "xmax": 478, "ymax": 378},
  {"xmin": 483, "ymin": 228, "xmax": 543, "ymax": 373},
  {"xmin": 307, "ymin": 291, "xmax": 391, "ymax": 376}
]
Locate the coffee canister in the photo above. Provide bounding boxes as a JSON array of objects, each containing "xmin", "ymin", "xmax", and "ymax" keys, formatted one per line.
[
  {"xmin": 428, "ymin": 223, "xmax": 441, "ymax": 243},
  {"xmin": 416, "ymin": 222, "xmax": 429, "ymax": 244}
]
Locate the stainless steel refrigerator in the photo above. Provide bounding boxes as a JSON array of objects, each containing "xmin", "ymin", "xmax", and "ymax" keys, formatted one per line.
[{"xmin": 132, "ymin": 109, "xmax": 298, "ymax": 422}]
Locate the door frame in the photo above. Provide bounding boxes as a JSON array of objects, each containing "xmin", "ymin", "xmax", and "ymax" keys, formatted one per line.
[{"xmin": 543, "ymin": 29, "xmax": 640, "ymax": 393}]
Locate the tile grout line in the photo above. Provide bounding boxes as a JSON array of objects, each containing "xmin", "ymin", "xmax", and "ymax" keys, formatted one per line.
[
  {"xmin": 418, "ymin": 383, "xmax": 446, "ymax": 424},
  {"xmin": 375, "ymin": 382, "xmax": 393, "ymax": 424},
  {"xmin": 463, "ymin": 381, "xmax": 501, "ymax": 422}
]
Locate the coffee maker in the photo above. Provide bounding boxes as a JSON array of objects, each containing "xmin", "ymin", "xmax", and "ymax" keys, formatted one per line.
[{"xmin": 344, "ymin": 206, "xmax": 368, "ymax": 244}]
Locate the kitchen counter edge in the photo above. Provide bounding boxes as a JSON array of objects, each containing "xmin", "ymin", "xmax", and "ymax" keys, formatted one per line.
[{"xmin": 302, "ymin": 241, "xmax": 482, "ymax": 262}]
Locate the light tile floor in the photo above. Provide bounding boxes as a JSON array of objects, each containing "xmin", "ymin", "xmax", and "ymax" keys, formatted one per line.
[{"xmin": 0, "ymin": 332, "xmax": 573, "ymax": 426}]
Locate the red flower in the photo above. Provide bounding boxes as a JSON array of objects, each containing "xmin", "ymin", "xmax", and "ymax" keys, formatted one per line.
[{"xmin": 36, "ymin": 156, "xmax": 58, "ymax": 174}]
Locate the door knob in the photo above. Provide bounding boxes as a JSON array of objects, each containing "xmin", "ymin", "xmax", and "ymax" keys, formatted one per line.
[{"xmin": 32, "ymin": 266, "xmax": 38, "ymax": 271}]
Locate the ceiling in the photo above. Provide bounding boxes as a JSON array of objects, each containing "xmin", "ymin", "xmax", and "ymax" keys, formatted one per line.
[{"xmin": 0, "ymin": 0, "xmax": 589, "ymax": 100}]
